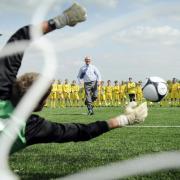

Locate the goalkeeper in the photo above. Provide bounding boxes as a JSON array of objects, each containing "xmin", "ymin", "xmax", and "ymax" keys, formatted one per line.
[{"xmin": 0, "ymin": 3, "xmax": 148, "ymax": 155}]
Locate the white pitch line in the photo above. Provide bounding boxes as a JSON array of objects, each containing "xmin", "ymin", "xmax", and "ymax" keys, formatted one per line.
[{"xmin": 126, "ymin": 125, "xmax": 180, "ymax": 128}]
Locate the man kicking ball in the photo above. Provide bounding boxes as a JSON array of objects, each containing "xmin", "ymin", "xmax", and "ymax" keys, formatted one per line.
[{"xmin": 0, "ymin": 3, "xmax": 148, "ymax": 155}]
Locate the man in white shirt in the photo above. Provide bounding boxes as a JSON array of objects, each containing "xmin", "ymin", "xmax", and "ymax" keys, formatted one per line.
[{"xmin": 77, "ymin": 56, "xmax": 101, "ymax": 115}]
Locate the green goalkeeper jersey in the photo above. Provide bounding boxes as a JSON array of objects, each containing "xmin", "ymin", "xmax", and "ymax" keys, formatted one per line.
[{"xmin": 0, "ymin": 100, "xmax": 26, "ymax": 154}]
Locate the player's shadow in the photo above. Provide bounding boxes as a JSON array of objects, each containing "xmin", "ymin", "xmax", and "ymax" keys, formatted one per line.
[{"xmin": 16, "ymin": 172, "xmax": 65, "ymax": 180}]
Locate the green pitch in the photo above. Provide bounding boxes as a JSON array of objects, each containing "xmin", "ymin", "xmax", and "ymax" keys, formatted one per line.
[{"xmin": 10, "ymin": 107, "xmax": 180, "ymax": 179}]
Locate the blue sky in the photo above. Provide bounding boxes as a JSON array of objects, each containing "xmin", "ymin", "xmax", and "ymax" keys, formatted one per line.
[{"xmin": 0, "ymin": 0, "xmax": 180, "ymax": 83}]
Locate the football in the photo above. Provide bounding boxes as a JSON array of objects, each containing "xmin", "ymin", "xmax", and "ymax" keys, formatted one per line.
[{"xmin": 142, "ymin": 76, "xmax": 168, "ymax": 102}]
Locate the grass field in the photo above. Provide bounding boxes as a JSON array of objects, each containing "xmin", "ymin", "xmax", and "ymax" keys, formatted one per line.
[{"xmin": 9, "ymin": 106, "xmax": 180, "ymax": 180}]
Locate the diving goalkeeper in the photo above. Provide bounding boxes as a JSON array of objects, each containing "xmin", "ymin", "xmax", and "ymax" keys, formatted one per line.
[{"xmin": 0, "ymin": 3, "xmax": 148, "ymax": 155}]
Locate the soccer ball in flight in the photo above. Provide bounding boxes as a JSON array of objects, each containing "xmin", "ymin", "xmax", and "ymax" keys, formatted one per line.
[{"xmin": 142, "ymin": 76, "xmax": 168, "ymax": 102}]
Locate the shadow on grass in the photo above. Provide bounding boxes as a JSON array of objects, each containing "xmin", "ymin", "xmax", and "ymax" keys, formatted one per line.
[{"xmin": 20, "ymin": 172, "xmax": 67, "ymax": 180}]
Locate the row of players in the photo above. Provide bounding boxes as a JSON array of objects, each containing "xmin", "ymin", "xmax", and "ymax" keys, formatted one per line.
[{"xmin": 46, "ymin": 78, "xmax": 180, "ymax": 108}]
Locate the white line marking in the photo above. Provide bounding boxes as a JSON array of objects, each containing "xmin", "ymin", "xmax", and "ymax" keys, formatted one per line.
[{"xmin": 126, "ymin": 125, "xmax": 180, "ymax": 128}]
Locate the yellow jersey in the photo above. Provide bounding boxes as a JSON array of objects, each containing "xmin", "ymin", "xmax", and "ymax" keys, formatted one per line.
[
  {"xmin": 113, "ymin": 85, "xmax": 119, "ymax": 94},
  {"xmin": 99, "ymin": 86, "xmax": 106, "ymax": 95},
  {"xmin": 136, "ymin": 85, "xmax": 142, "ymax": 94},
  {"xmin": 177, "ymin": 83, "xmax": 180, "ymax": 91},
  {"xmin": 71, "ymin": 85, "xmax": 80, "ymax": 93},
  {"xmin": 63, "ymin": 84, "xmax": 71, "ymax": 93},
  {"xmin": 127, "ymin": 82, "xmax": 136, "ymax": 94},
  {"xmin": 57, "ymin": 84, "xmax": 63, "ymax": 93},
  {"xmin": 52, "ymin": 83, "xmax": 58, "ymax": 92},
  {"xmin": 105, "ymin": 86, "xmax": 113, "ymax": 94},
  {"xmin": 79, "ymin": 87, "xmax": 85, "ymax": 99},
  {"xmin": 168, "ymin": 83, "xmax": 172, "ymax": 93},
  {"xmin": 119, "ymin": 84, "xmax": 126, "ymax": 94},
  {"xmin": 171, "ymin": 83, "xmax": 178, "ymax": 92}
]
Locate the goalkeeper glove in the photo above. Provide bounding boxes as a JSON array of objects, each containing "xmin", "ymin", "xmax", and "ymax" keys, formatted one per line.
[
  {"xmin": 116, "ymin": 102, "xmax": 148, "ymax": 126},
  {"xmin": 53, "ymin": 2, "xmax": 87, "ymax": 28}
]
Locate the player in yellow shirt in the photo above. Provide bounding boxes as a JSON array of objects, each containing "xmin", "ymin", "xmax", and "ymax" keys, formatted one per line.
[
  {"xmin": 79, "ymin": 83, "xmax": 85, "ymax": 107},
  {"xmin": 127, "ymin": 77, "xmax": 136, "ymax": 102},
  {"xmin": 57, "ymin": 80, "xmax": 64, "ymax": 108},
  {"xmin": 50, "ymin": 80, "xmax": 58, "ymax": 108},
  {"xmin": 160, "ymin": 80, "xmax": 171, "ymax": 107},
  {"xmin": 71, "ymin": 80, "xmax": 80, "ymax": 107},
  {"xmin": 63, "ymin": 79, "xmax": 71, "ymax": 107},
  {"xmin": 170, "ymin": 78, "xmax": 178, "ymax": 106},
  {"xmin": 100, "ymin": 81, "xmax": 107, "ymax": 106},
  {"xmin": 177, "ymin": 81, "xmax": 180, "ymax": 106},
  {"xmin": 96, "ymin": 81, "xmax": 105, "ymax": 107},
  {"xmin": 119, "ymin": 81, "xmax": 127, "ymax": 106},
  {"xmin": 105, "ymin": 80, "xmax": 113, "ymax": 106},
  {"xmin": 166, "ymin": 80, "xmax": 172, "ymax": 106},
  {"xmin": 113, "ymin": 80, "xmax": 120, "ymax": 106},
  {"xmin": 135, "ymin": 81, "xmax": 143, "ymax": 104},
  {"xmin": 161, "ymin": 80, "xmax": 171, "ymax": 107},
  {"xmin": 96, "ymin": 83, "xmax": 101, "ymax": 107}
]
